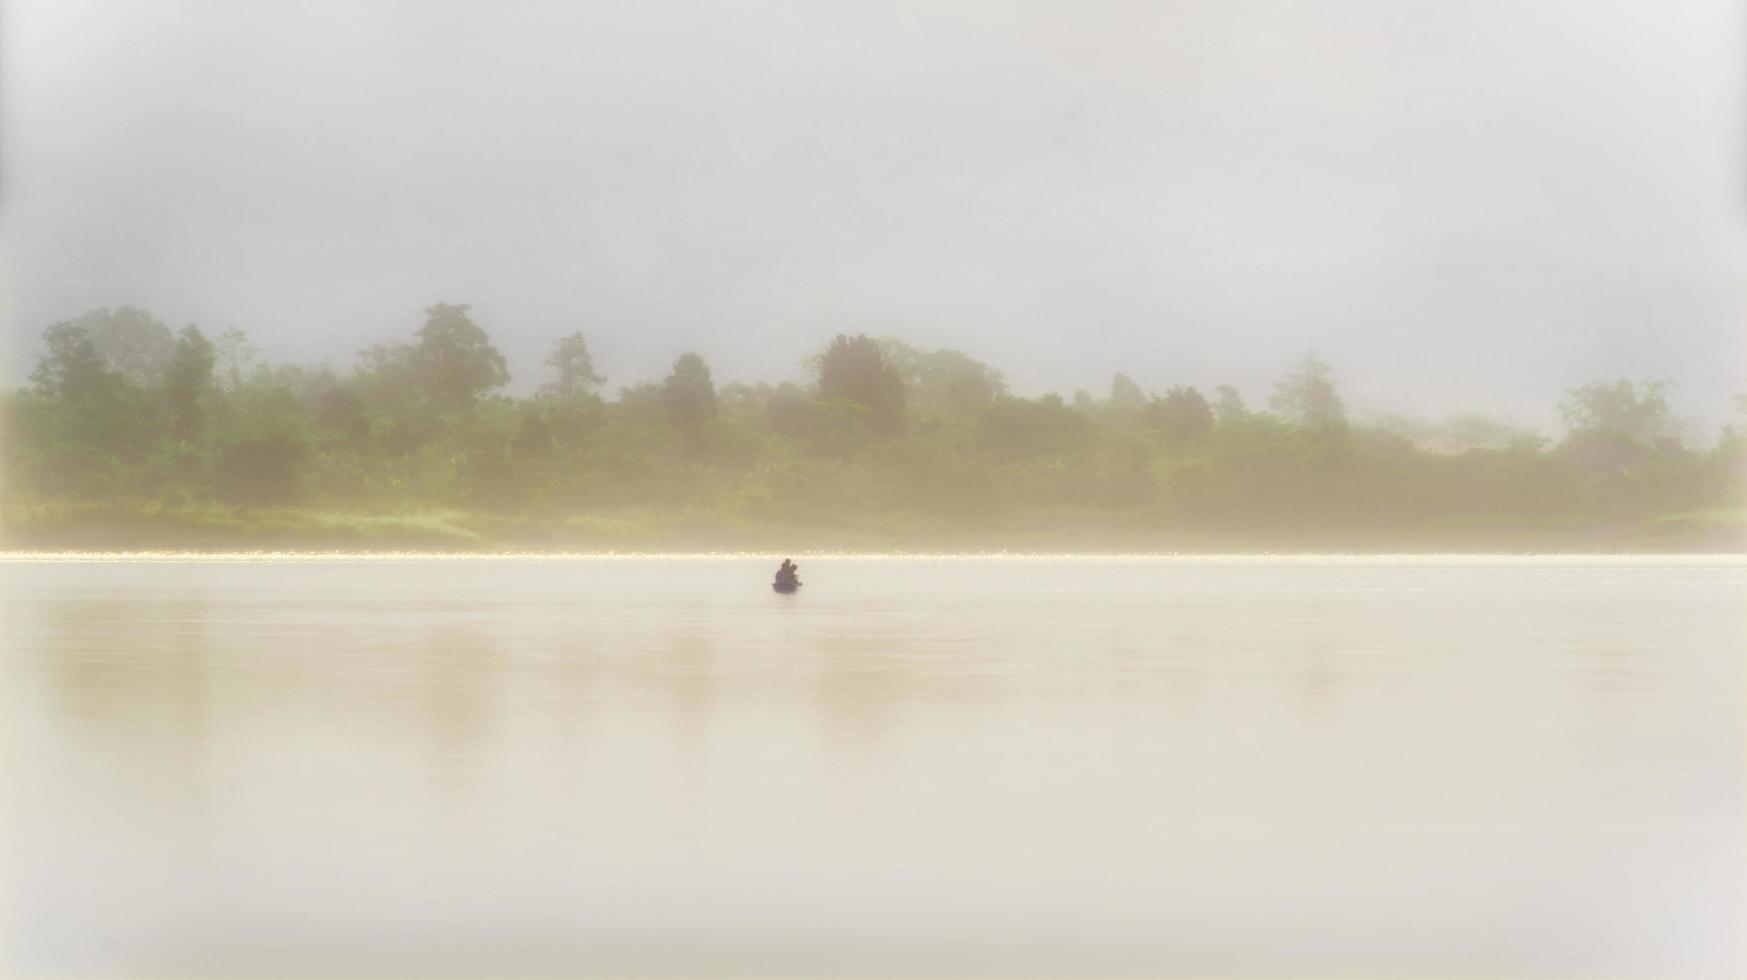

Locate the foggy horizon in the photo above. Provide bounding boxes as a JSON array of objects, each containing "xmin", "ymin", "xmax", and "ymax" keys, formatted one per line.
[
  {"xmin": 4, "ymin": 8, "xmax": 1746, "ymax": 977},
  {"xmin": 3, "ymin": 0, "xmax": 1744, "ymax": 431}
]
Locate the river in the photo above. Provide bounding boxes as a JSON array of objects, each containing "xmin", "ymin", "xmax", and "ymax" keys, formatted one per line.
[{"xmin": 2, "ymin": 555, "xmax": 1742, "ymax": 978}]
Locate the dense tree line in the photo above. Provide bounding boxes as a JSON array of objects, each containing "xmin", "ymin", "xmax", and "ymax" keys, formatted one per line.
[{"xmin": 3, "ymin": 303, "xmax": 1743, "ymax": 545}]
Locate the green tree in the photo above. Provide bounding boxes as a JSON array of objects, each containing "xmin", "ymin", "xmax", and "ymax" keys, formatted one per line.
[
  {"xmin": 1105, "ymin": 372, "xmax": 1147, "ymax": 430},
  {"xmin": 352, "ymin": 340, "xmax": 420, "ymax": 416},
  {"xmin": 31, "ymin": 323, "xmax": 120, "ymax": 403},
  {"xmin": 512, "ymin": 406, "xmax": 554, "ymax": 459},
  {"xmin": 27, "ymin": 321, "xmax": 145, "ymax": 461},
  {"xmin": 74, "ymin": 307, "xmax": 177, "ymax": 385},
  {"xmin": 8, "ymin": 308, "xmax": 1743, "ymax": 550},
  {"xmin": 877, "ymin": 340, "xmax": 1003, "ymax": 416},
  {"xmin": 409, "ymin": 303, "xmax": 508, "ymax": 408},
  {"xmin": 661, "ymin": 352, "xmax": 717, "ymax": 429},
  {"xmin": 1559, "ymin": 380, "xmax": 1674, "ymax": 444},
  {"xmin": 764, "ymin": 382, "xmax": 814, "ymax": 437},
  {"xmin": 1557, "ymin": 379, "xmax": 1680, "ymax": 481},
  {"xmin": 162, "ymin": 326, "xmax": 215, "ymax": 439},
  {"xmin": 1712, "ymin": 389, "xmax": 1747, "ymax": 497},
  {"xmin": 818, "ymin": 334, "xmax": 905, "ymax": 434},
  {"xmin": 1151, "ymin": 386, "xmax": 1213, "ymax": 444},
  {"xmin": 980, "ymin": 394, "xmax": 1094, "ymax": 458},
  {"xmin": 1213, "ymin": 385, "xmax": 1248, "ymax": 425},
  {"xmin": 540, "ymin": 332, "xmax": 606, "ymax": 400},
  {"xmin": 214, "ymin": 328, "xmax": 259, "ymax": 393},
  {"xmin": 1270, "ymin": 354, "xmax": 1347, "ymax": 437},
  {"xmin": 809, "ymin": 398, "xmax": 874, "ymax": 457},
  {"xmin": 1109, "ymin": 372, "xmax": 1145, "ymax": 408},
  {"xmin": 213, "ymin": 432, "xmax": 304, "ymax": 506},
  {"xmin": 314, "ymin": 383, "xmax": 369, "ymax": 440}
]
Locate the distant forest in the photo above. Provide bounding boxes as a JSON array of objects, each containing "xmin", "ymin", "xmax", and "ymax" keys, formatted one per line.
[{"xmin": 3, "ymin": 304, "xmax": 1743, "ymax": 550}]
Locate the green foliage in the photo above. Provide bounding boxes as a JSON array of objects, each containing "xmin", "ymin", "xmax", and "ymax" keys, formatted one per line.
[
  {"xmin": 876, "ymin": 340, "xmax": 1004, "ymax": 416},
  {"xmin": 1149, "ymin": 386, "xmax": 1213, "ymax": 445},
  {"xmin": 1560, "ymin": 379, "xmax": 1674, "ymax": 444},
  {"xmin": 144, "ymin": 439, "xmax": 211, "ymax": 502},
  {"xmin": 541, "ymin": 332, "xmax": 606, "ymax": 399},
  {"xmin": 214, "ymin": 328, "xmax": 259, "ymax": 393},
  {"xmin": 764, "ymin": 383, "xmax": 813, "ymax": 437},
  {"xmin": 546, "ymin": 395, "xmax": 605, "ymax": 448},
  {"xmin": 69, "ymin": 307, "xmax": 177, "ymax": 385},
  {"xmin": 22, "ymin": 324, "xmax": 154, "ymax": 465},
  {"xmin": 33, "ymin": 323, "xmax": 126, "ymax": 404},
  {"xmin": 4, "ymin": 302, "xmax": 1741, "ymax": 550},
  {"xmin": 1270, "ymin": 353, "xmax": 1347, "ymax": 441},
  {"xmin": 409, "ymin": 303, "xmax": 509, "ymax": 408},
  {"xmin": 818, "ymin": 334, "xmax": 905, "ymax": 434},
  {"xmin": 214, "ymin": 431, "xmax": 304, "ymax": 506},
  {"xmin": 1213, "ymin": 385, "xmax": 1248, "ymax": 425},
  {"xmin": 661, "ymin": 353, "xmax": 717, "ymax": 429},
  {"xmin": 1553, "ymin": 381, "xmax": 1692, "ymax": 518},
  {"xmin": 163, "ymin": 326, "xmax": 216, "ymax": 440},
  {"xmin": 980, "ymin": 394, "xmax": 1094, "ymax": 459},
  {"xmin": 314, "ymin": 383, "xmax": 370, "ymax": 441},
  {"xmin": 808, "ymin": 398, "xmax": 875, "ymax": 457},
  {"xmin": 512, "ymin": 407, "xmax": 554, "ymax": 459},
  {"xmin": 1109, "ymin": 373, "xmax": 1145, "ymax": 408}
]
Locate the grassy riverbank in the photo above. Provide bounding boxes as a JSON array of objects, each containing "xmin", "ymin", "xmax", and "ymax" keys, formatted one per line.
[{"xmin": 5, "ymin": 498, "xmax": 1741, "ymax": 554}]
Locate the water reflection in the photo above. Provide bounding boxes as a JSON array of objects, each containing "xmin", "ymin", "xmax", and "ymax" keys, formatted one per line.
[
  {"xmin": 407, "ymin": 629, "xmax": 507, "ymax": 757},
  {"xmin": 39, "ymin": 598, "xmax": 214, "ymax": 738},
  {"xmin": 2, "ymin": 557, "xmax": 1743, "ymax": 979},
  {"xmin": 32, "ymin": 598, "xmax": 216, "ymax": 837},
  {"xmin": 810, "ymin": 628, "xmax": 984, "ymax": 750}
]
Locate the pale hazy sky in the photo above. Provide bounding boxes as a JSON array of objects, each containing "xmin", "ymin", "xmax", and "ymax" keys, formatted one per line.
[{"xmin": 3, "ymin": 0, "xmax": 1742, "ymax": 429}]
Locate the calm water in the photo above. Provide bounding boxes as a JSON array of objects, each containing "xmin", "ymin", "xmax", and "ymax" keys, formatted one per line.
[{"xmin": 3, "ymin": 556, "xmax": 1743, "ymax": 979}]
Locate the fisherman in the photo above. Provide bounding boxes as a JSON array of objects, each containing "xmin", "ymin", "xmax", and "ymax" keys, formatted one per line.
[{"xmin": 775, "ymin": 558, "xmax": 801, "ymax": 588}]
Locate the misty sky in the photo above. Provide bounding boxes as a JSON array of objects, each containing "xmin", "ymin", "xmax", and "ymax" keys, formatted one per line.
[{"xmin": 3, "ymin": 0, "xmax": 1742, "ymax": 429}]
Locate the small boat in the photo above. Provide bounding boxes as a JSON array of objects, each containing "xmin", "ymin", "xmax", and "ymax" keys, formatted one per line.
[{"xmin": 772, "ymin": 580, "xmax": 800, "ymax": 594}]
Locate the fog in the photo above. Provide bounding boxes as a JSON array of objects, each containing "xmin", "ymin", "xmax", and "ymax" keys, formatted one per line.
[
  {"xmin": 3, "ymin": 0, "xmax": 1742, "ymax": 427},
  {"xmin": 6, "ymin": 556, "xmax": 1744, "ymax": 977}
]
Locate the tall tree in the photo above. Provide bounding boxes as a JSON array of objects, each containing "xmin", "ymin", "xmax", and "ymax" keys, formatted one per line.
[
  {"xmin": 1269, "ymin": 353, "xmax": 1347, "ymax": 437},
  {"xmin": 1213, "ymin": 385, "xmax": 1248, "ymax": 425},
  {"xmin": 541, "ymin": 332, "xmax": 606, "ymax": 400},
  {"xmin": 1109, "ymin": 372, "xmax": 1145, "ymax": 408},
  {"xmin": 410, "ymin": 303, "xmax": 508, "ymax": 408},
  {"xmin": 1559, "ymin": 380, "xmax": 1675, "ymax": 444},
  {"xmin": 661, "ymin": 352, "xmax": 717, "ymax": 429},
  {"xmin": 81, "ymin": 306, "xmax": 177, "ymax": 385},
  {"xmin": 31, "ymin": 323, "xmax": 119, "ymax": 403},
  {"xmin": 24, "ymin": 321, "xmax": 146, "ymax": 459},
  {"xmin": 876, "ymin": 339, "xmax": 1003, "ymax": 416},
  {"xmin": 162, "ymin": 326, "xmax": 216, "ymax": 439},
  {"xmin": 818, "ymin": 334, "xmax": 905, "ymax": 433},
  {"xmin": 214, "ymin": 328, "xmax": 259, "ymax": 393},
  {"xmin": 1557, "ymin": 379, "xmax": 1680, "ymax": 478},
  {"xmin": 1151, "ymin": 385, "xmax": 1213, "ymax": 444}
]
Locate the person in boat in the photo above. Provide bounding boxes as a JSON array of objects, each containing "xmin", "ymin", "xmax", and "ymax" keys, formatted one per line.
[{"xmin": 775, "ymin": 559, "xmax": 801, "ymax": 588}]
